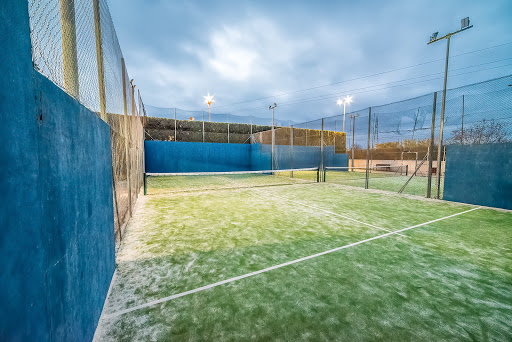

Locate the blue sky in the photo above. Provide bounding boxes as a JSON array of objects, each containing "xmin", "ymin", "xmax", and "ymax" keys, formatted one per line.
[{"xmin": 108, "ymin": 0, "xmax": 512, "ymax": 123}]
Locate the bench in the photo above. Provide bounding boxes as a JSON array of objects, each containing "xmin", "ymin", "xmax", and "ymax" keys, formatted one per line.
[{"xmin": 375, "ymin": 163, "xmax": 391, "ymax": 171}]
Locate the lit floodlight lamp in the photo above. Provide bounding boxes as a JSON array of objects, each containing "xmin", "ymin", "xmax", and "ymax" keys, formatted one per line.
[
  {"xmin": 344, "ymin": 95, "xmax": 353, "ymax": 104},
  {"xmin": 203, "ymin": 93, "xmax": 214, "ymax": 121},
  {"xmin": 336, "ymin": 98, "xmax": 343, "ymax": 106}
]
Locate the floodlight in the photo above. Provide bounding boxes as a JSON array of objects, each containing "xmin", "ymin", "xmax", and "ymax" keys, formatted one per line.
[
  {"xmin": 430, "ymin": 32, "xmax": 439, "ymax": 43},
  {"xmin": 461, "ymin": 17, "xmax": 470, "ymax": 29}
]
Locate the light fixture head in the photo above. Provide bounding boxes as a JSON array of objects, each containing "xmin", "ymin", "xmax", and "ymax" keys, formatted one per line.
[
  {"xmin": 461, "ymin": 17, "xmax": 470, "ymax": 30},
  {"xmin": 344, "ymin": 95, "xmax": 353, "ymax": 104},
  {"xmin": 336, "ymin": 98, "xmax": 343, "ymax": 106},
  {"xmin": 430, "ymin": 32, "xmax": 439, "ymax": 42},
  {"xmin": 203, "ymin": 93, "xmax": 214, "ymax": 106}
]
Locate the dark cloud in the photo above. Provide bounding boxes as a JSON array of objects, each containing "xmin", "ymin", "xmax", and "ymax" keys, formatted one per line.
[{"xmin": 109, "ymin": 0, "xmax": 512, "ymax": 123}]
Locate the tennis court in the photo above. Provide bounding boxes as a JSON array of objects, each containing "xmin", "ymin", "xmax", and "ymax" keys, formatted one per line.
[{"xmin": 95, "ymin": 171, "xmax": 512, "ymax": 341}]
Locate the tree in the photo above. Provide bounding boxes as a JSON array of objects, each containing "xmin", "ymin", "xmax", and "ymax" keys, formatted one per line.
[{"xmin": 448, "ymin": 119, "xmax": 509, "ymax": 145}]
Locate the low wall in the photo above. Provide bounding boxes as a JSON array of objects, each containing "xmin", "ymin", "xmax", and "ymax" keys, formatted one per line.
[
  {"xmin": 444, "ymin": 143, "xmax": 512, "ymax": 210},
  {"xmin": 351, "ymin": 159, "xmax": 445, "ymax": 176}
]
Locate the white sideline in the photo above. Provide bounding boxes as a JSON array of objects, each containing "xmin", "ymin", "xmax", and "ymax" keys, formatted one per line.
[
  {"xmin": 256, "ymin": 189, "xmax": 407, "ymax": 237},
  {"xmin": 104, "ymin": 206, "xmax": 481, "ymax": 319}
]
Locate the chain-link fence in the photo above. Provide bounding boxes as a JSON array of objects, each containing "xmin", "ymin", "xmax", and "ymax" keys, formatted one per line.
[
  {"xmin": 253, "ymin": 74, "xmax": 512, "ymax": 199},
  {"xmin": 144, "ymin": 106, "xmax": 280, "ymax": 144},
  {"xmin": 27, "ymin": 0, "xmax": 145, "ymax": 245}
]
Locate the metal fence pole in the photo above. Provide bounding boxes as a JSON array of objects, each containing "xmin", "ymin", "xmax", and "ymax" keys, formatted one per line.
[
  {"xmin": 427, "ymin": 92, "xmax": 437, "ymax": 198},
  {"xmin": 290, "ymin": 125, "xmax": 294, "ymax": 177},
  {"xmin": 321, "ymin": 118, "xmax": 325, "ymax": 181},
  {"xmin": 121, "ymin": 58, "xmax": 131, "ymax": 215},
  {"xmin": 227, "ymin": 112, "xmax": 230, "ymax": 143},
  {"xmin": 305, "ymin": 121, "xmax": 308, "ymax": 146},
  {"xmin": 92, "ymin": 0, "xmax": 106, "ymax": 121},
  {"xmin": 60, "ymin": 0, "xmax": 79, "ymax": 98},
  {"xmin": 174, "ymin": 108, "xmax": 177, "ymax": 141},
  {"xmin": 365, "ymin": 107, "xmax": 372, "ymax": 189},
  {"xmin": 202, "ymin": 111, "xmax": 205, "ymax": 142}
]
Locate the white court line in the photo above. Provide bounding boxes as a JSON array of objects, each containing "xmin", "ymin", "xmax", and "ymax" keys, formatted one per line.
[
  {"xmin": 104, "ymin": 206, "xmax": 481, "ymax": 319},
  {"xmin": 255, "ymin": 189, "xmax": 407, "ymax": 237}
]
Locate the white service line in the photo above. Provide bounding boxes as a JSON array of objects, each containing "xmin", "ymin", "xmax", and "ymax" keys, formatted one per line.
[
  {"xmin": 104, "ymin": 206, "xmax": 481, "ymax": 319},
  {"xmin": 255, "ymin": 189, "xmax": 407, "ymax": 237}
]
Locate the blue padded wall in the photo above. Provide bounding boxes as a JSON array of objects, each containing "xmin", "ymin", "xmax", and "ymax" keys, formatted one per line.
[
  {"xmin": 444, "ymin": 143, "xmax": 512, "ymax": 210},
  {"xmin": 0, "ymin": 2, "xmax": 115, "ymax": 340},
  {"xmin": 145, "ymin": 141, "xmax": 254, "ymax": 172}
]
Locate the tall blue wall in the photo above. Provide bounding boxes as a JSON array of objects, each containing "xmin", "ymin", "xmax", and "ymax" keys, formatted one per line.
[
  {"xmin": 145, "ymin": 141, "xmax": 254, "ymax": 172},
  {"xmin": 444, "ymin": 143, "xmax": 512, "ymax": 210},
  {"xmin": 0, "ymin": 2, "xmax": 115, "ymax": 341},
  {"xmin": 145, "ymin": 141, "xmax": 348, "ymax": 173}
]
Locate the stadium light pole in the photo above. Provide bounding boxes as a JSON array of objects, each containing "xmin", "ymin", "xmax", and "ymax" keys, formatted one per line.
[
  {"xmin": 428, "ymin": 17, "xmax": 473, "ymax": 199},
  {"xmin": 337, "ymin": 95, "xmax": 353, "ymax": 133},
  {"xmin": 269, "ymin": 103, "xmax": 277, "ymax": 170},
  {"xmin": 204, "ymin": 93, "xmax": 214, "ymax": 122},
  {"xmin": 349, "ymin": 113, "xmax": 359, "ymax": 171}
]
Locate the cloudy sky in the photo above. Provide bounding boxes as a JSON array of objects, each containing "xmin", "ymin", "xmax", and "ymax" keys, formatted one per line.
[{"xmin": 108, "ymin": 0, "xmax": 512, "ymax": 123}]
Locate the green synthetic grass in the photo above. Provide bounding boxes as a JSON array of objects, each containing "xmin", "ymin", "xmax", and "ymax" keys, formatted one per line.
[
  {"xmin": 146, "ymin": 171, "xmax": 319, "ymax": 194},
  {"xmin": 95, "ymin": 184, "xmax": 512, "ymax": 341},
  {"xmin": 324, "ymin": 170, "xmax": 444, "ymax": 197}
]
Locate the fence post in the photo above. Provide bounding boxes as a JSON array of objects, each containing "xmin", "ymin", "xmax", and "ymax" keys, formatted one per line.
[
  {"xmin": 174, "ymin": 108, "xmax": 177, "ymax": 141},
  {"xmin": 290, "ymin": 125, "xmax": 294, "ymax": 177},
  {"xmin": 202, "ymin": 111, "xmax": 205, "ymax": 142},
  {"xmin": 305, "ymin": 121, "xmax": 308, "ymax": 146},
  {"xmin": 321, "ymin": 118, "xmax": 324, "ymax": 181},
  {"xmin": 227, "ymin": 112, "xmax": 230, "ymax": 143},
  {"xmin": 121, "ymin": 58, "xmax": 132, "ymax": 215},
  {"xmin": 365, "ymin": 107, "xmax": 372, "ymax": 189},
  {"xmin": 436, "ymin": 92, "xmax": 446, "ymax": 199},
  {"xmin": 92, "ymin": 0, "xmax": 107, "ymax": 121},
  {"xmin": 60, "ymin": 0, "xmax": 79, "ymax": 99},
  {"xmin": 427, "ymin": 92, "xmax": 437, "ymax": 198}
]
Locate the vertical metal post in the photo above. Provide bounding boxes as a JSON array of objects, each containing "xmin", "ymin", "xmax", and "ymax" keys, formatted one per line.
[
  {"xmin": 290, "ymin": 125, "xmax": 294, "ymax": 177},
  {"xmin": 461, "ymin": 95, "xmax": 465, "ymax": 144},
  {"xmin": 93, "ymin": 0, "xmax": 107, "ymax": 121},
  {"xmin": 334, "ymin": 120, "xmax": 337, "ymax": 152},
  {"xmin": 202, "ymin": 111, "xmax": 205, "ymax": 142},
  {"xmin": 351, "ymin": 115, "xmax": 356, "ymax": 171},
  {"xmin": 427, "ymin": 92, "xmax": 437, "ymax": 198},
  {"xmin": 250, "ymin": 115, "xmax": 253, "ymax": 135},
  {"xmin": 321, "ymin": 118, "xmax": 324, "ymax": 181},
  {"xmin": 143, "ymin": 173, "xmax": 146, "ymax": 196},
  {"xmin": 365, "ymin": 108, "xmax": 372, "ymax": 189},
  {"xmin": 401, "ymin": 151, "xmax": 404, "ymax": 176},
  {"xmin": 305, "ymin": 121, "xmax": 308, "ymax": 146},
  {"xmin": 227, "ymin": 112, "xmax": 230, "ymax": 143},
  {"xmin": 436, "ymin": 36, "xmax": 450, "ymax": 199},
  {"xmin": 60, "ymin": 0, "xmax": 79, "ymax": 99},
  {"xmin": 271, "ymin": 108, "xmax": 275, "ymax": 170},
  {"xmin": 174, "ymin": 108, "xmax": 177, "ymax": 141},
  {"xmin": 121, "ymin": 58, "xmax": 131, "ymax": 215}
]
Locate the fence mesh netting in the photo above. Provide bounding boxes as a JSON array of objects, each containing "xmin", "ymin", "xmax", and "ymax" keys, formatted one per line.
[{"xmin": 28, "ymin": 0, "xmax": 144, "ymax": 245}]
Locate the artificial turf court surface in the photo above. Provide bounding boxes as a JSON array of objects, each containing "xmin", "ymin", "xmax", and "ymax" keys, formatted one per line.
[{"xmin": 95, "ymin": 181, "xmax": 512, "ymax": 341}]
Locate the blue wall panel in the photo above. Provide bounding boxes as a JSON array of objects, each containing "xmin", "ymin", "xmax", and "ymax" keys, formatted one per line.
[
  {"xmin": 0, "ymin": 1, "xmax": 49, "ymax": 340},
  {"xmin": 1, "ymin": 3, "xmax": 115, "ymax": 340},
  {"xmin": 145, "ymin": 142, "xmax": 348, "ymax": 173},
  {"xmin": 444, "ymin": 143, "xmax": 512, "ymax": 210},
  {"xmin": 145, "ymin": 141, "xmax": 256, "ymax": 172},
  {"xmin": 36, "ymin": 74, "xmax": 116, "ymax": 341}
]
